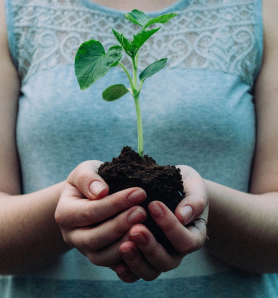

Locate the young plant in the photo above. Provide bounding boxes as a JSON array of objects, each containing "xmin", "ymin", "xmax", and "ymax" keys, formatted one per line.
[{"xmin": 75, "ymin": 9, "xmax": 177, "ymax": 157}]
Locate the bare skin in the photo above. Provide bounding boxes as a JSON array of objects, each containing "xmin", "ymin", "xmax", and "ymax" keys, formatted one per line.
[{"xmin": 1, "ymin": 0, "xmax": 278, "ymax": 284}]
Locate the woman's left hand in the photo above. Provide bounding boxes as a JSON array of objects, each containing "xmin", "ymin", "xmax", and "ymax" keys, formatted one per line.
[{"xmin": 113, "ymin": 165, "xmax": 209, "ymax": 283}]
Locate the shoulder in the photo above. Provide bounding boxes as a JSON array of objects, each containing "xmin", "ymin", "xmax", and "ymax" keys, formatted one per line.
[
  {"xmin": 0, "ymin": 0, "xmax": 19, "ymax": 88},
  {"xmin": 262, "ymin": 0, "xmax": 278, "ymax": 53},
  {"xmin": 0, "ymin": 1, "xmax": 7, "ymax": 49},
  {"xmin": 254, "ymin": 0, "xmax": 278, "ymax": 90},
  {"xmin": 0, "ymin": 0, "xmax": 13, "ymax": 65},
  {"xmin": 0, "ymin": 0, "xmax": 20, "ymax": 108}
]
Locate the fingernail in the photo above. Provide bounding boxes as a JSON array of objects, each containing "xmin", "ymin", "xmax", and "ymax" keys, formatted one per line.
[
  {"xmin": 121, "ymin": 248, "xmax": 136, "ymax": 261},
  {"xmin": 149, "ymin": 202, "xmax": 164, "ymax": 219},
  {"xmin": 90, "ymin": 181, "xmax": 106, "ymax": 196},
  {"xmin": 128, "ymin": 208, "xmax": 146, "ymax": 224},
  {"xmin": 180, "ymin": 205, "xmax": 193, "ymax": 225},
  {"xmin": 131, "ymin": 232, "xmax": 148, "ymax": 246},
  {"xmin": 127, "ymin": 189, "xmax": 147, "ymax": 204}
]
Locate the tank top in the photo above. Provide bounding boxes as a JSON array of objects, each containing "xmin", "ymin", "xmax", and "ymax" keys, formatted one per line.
[{"xmin": 2, "ymin": 0, "xmax": 278, "ymax": 297}]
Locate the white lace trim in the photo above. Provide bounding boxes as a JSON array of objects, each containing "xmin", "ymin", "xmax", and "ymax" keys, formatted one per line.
[{"xmin": 11, "ymin": 0, "xmax": 260, "ymax": 86}]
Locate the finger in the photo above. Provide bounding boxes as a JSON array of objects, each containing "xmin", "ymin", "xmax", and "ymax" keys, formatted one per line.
[
  {"xmin": 67, "ymin": 160, "xmax": 109, "ymax": 200},
  {"xmin": 148, "ymin": 201, "xmax": 207, "ymax": 254},
  {"xmin": 129, "ymin": 224, "xmax": 182, "ymax": 272},
  {"xmin": 119, "ymin": 241, "xmax": 161, "ymax": 281},
  {"xmin": 188, "ymin": 204, "xmax": 209, "ymax": 242},
  {"xmin": 64, "ymin": 206, "xmax": 147, "ymax": 251},
  {"xmin": 176, "ymin": 166, "xmax": 208, "ymax": 225},
  {"xmin": 81, "ymin": 231, "xmax": 131, "ymax": 267},
  {"xmin": 113, "ymin": 263, "xmax": 140, "ymax": 283},
  {"xmin": 56, "ymin": 186, "xmax": 147, "ymax": 228}
]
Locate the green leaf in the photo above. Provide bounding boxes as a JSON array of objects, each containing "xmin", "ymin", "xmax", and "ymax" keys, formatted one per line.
[
  {"xmin": 132, "ymin": 28, "xmax": 160, "ymax": 56},
  {"xmin": 112, "ymin": 28, "xmax": 160, "ymax": 58},
  {"xmin": 124, "ymin": 9, "xmax": 178, "ymax": 29},
  {"xmin": 75, "ymin": 40, "xmax": 123, "ymax": 90},
  {"xmin": 139, "ymin": 58, "xmax": 168, "ymax": 82},
  {"xmin": 124, "ymin": 9, "xmax": 152, "ymax": 28},
  {"xmin": 102, "ymin": 84, "xmax": 129, "ymax": 101},
  {"xmin": 144, "ymin": 13, "xmax": 178, "ymax": 29},
  {"xmin": 112, "ymin": 29, "xmax": 135, "ymax": 57}
]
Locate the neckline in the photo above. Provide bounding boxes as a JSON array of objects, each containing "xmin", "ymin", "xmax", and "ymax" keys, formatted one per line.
[{"xmin": 79, "ymin": 0, "xmax": 189, "ymax": 17}]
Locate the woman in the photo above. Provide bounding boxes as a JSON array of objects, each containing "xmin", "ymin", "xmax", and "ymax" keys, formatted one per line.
[{"xmin": 0, "ymin": 0, "xmax": 277, "ymax": 296}]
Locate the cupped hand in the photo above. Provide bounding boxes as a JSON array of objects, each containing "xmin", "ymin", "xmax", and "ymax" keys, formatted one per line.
[
  {"xmin": 55, "ymin": 160, "xmax": 147, "ymax": 268},
  {"xmin": 116, "ymin": 165, "xmax": 209, "ymax": 283}
]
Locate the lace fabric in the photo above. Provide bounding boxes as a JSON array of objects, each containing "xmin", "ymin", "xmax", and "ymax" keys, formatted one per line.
[{"xmin": 10, "ymin": 0, "xmax": 261, "ymax": 86}]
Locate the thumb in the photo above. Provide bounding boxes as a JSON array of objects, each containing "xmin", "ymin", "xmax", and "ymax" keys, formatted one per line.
[{"xmin": 67, "ymin": 160, "xmax": 109, "ymax": 200}]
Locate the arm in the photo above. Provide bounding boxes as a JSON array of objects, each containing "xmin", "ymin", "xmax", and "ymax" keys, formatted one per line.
[
  {"xmin": 204, "ymin": 0, "xmax": 278, "ymax": 273},
  {"xmin": 0, "ymin": 2, "xmax": 69, "ymax": 274},
  {"xmin": 0, "ymin": 0, "xmax": 20, "ymax": 195},
  {"xmin": 205, "ymin": 0, "xmax": 278, "ymax": 272}
]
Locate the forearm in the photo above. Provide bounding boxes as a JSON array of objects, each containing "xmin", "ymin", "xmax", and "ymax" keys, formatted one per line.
[
  {"xmin": 0, "ymin": 182, "xmax": 70, "ymax": 274},
  {"xmin": 205, "ymin": 179, "xmax": 278, "ymax": 273}
]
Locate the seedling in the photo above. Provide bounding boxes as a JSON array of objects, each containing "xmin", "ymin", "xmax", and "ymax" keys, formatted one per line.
[{"xmin": 75, "ymin": 9, "xmax": 177, "ymax": 156}]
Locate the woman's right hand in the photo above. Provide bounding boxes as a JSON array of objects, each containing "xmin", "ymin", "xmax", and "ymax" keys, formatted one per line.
[{"xmin": 55, "ymin": 160, "xmax": 147, "ymax": 269}]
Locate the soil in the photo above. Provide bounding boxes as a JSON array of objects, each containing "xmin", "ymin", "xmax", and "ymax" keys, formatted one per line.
[{"xmin": 98, "ymin": 146, "xmax": 185, "ymax": 254}]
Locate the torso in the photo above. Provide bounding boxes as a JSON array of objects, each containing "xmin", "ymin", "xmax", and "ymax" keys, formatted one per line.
[{"xmin": 3, "ymin": 1, "xmax": 274, "ymax": 297}]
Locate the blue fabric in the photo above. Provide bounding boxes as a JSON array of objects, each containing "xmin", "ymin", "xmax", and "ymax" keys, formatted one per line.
[{"xmin": 1, "ymin": 271, "xmax": 278, "ymax": 298}]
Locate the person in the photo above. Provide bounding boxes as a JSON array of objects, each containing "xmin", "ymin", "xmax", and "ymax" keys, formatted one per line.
[{"xmin": 0, "ymin": 0, "xmax": 278, "ymax": 296}]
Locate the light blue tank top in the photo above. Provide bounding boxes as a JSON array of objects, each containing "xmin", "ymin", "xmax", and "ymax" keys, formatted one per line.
[{"xmin": 2, "ymin": 0, "xmax": 278, "ymax": 297}]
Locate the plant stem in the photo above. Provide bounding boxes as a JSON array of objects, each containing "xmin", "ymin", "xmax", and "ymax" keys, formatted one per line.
[
  {"xmin": 132, "ymin": 54, "xmax": 138, "ymax": 89},
  {"xmin": 118, "ymin": 62, "xmax": 134, "ymax": 89},
  {"xmin": 138, "ymin": 80, "xmax": 144, "ymax": 93},
  {"xmin": 134, "ymin": 92, "xmax": 144, "ymax": 156},
  {"xmin": 131, "ymin": 53, "xmax": 143, "ymax": 156},
  {"xmin": 119, "ymin": 53, "xmax": 144, "ymax": 156}
]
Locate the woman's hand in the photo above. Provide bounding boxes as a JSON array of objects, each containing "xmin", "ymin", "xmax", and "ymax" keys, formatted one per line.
[
  {"xmin": 116, "ymin": 165, "xmax": 208, "ymax": 283},
  {"xmin": 55, "ymin": 160, "xmax": 148, "ymax": 268}
]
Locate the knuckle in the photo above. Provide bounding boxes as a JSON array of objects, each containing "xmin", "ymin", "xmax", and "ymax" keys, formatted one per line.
[
  {"xmin": 194, "ymin": 197, "xmax": 207, "ymax": 214},
  {"xmin": 142, "ymin": 275, "xmax": 158, "ymax": 282},
  {"xmin": 110, "ymin": 208, "xmax": 139, "ymax": 236},
  {"xmin": 55, "ymin": 205, "xmax": 77, "ymax": 228},
  {"xmin": 76, "ymin": 171, "xmax": 90, "ymax": 187},
  {"xmin": 79, "ymin": 235, "xmax": 98, "ymax": 251},
  {"xmin": 165, "ymin": 263, "xmax": 178, "ymax": 272},
  {"xmin": 68, "ymin": 163, "xmax": 84, "ymax": 181},
  {"xmin": 71, "ymin": 161, "xmax": 100, "ymax": 184},
  {"xmin": 82, "ymin": 207, "xmax": 97, "ymax": 224},
  {"xmin": 109, "ymin": 195, "xmax": 123, "ymax": 211},
  {"xmin": 196, "ymin": 234, "xmax": 206, "ymax": 249},
  {"xmin": 54, "ymin": 209, "xmax": 66, "ymax": 227},
  {"xmin": 161, "ymin": 259, "xmax": 181, "ymax": 272},
  {"xmin": 61, "ymin": 232, "xmax": 74, "ymax": 247},
  {"xmin": 87, "ymin": 253, "xmax": 106, "ymax": 267},
  {"xmin": 180, "ymin": 238, "xmax": 197, "ymax": 254},
  {"xmin": 54, "ymin": 210, "xmax": 62, "ymax": 225},
  {"xmin": 187, "ymin": 240, "xmax": 197, "ymax": 253},
  {"xmin": 141, "ymin": 270, "xmax": 160, "ymax": 281},
  {"xmin": 111, "ymin": 218, "xmax": 129, "ymax": 237}
]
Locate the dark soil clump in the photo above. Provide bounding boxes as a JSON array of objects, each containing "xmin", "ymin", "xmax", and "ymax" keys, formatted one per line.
[{"xmin": 98, "ymin": 146, "xmax": 185, "ymax": 254}]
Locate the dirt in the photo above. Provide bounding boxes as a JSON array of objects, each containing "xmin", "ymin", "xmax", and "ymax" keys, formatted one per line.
[{"xmin": 98, "ymin": 146, "xmax": 185, "ymax": 254}]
